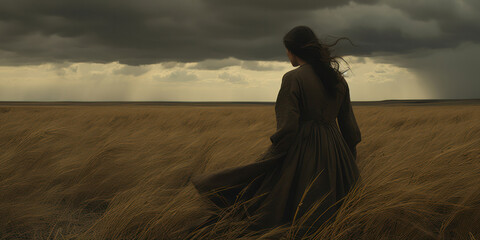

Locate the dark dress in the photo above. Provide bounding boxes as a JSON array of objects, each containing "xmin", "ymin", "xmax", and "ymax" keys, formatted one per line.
[{"xmin": 191, "ymin": 63, "xmax": 361, "ymax": 233}]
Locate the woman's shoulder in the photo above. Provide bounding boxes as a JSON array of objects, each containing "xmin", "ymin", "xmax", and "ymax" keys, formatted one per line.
[
  {"xmin": 282, "ymin": 68, "xmax": 298, "ymax": 79},
  {"xmin": 336, "ymin": 73, "xmax": 349, "ymax": 96},
  {"xmin": 280, "ymin": 67, "xmax": 301, "ymax": 87}
]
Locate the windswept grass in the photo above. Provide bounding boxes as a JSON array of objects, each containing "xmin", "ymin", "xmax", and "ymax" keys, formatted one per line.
[{"xmin": 0, "ymin": 104, "xmax": 479, "ymax": 239}]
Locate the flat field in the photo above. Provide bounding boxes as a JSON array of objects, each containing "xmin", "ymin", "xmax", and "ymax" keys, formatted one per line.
[{"xmin": 0, "ymin": 101, "xmax": 479, "ymax": 239}]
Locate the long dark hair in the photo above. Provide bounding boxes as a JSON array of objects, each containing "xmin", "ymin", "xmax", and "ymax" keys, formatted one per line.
[{"xmin": 283, "ymin": 26, "xmax": 351, "ymax": 97}]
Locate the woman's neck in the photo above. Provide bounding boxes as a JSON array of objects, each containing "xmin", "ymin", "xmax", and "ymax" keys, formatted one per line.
[{"xmin": 297, "ymin": 58, "xmax": 307, "ymax": 66}]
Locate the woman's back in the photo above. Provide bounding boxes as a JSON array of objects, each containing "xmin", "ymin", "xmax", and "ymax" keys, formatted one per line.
[
  {"xmin": 290, "ymin": 63, "xmax": 345, "ymax": 122},
  {"xmin": 272, "ymin": 62, "xmax": 361, "ymax": 158}
]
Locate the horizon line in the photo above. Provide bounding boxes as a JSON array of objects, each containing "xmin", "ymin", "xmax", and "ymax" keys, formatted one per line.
[
  {"xmin": 1, "ymin": 98, "xmax": 480, "ymax": 102},
  {"xmin": 1, "ymin": 98, "xmax": 479, "ymax": 106}
]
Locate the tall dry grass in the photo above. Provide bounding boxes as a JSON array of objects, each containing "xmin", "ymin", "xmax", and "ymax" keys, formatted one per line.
[{"xmin": 0, "ymin": 104, "xmax": 479, "ymax": 239}]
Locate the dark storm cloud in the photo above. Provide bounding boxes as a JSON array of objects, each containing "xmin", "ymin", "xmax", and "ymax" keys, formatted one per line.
[
  {"xmin": 3, "ymin": 0, "xmax": 463, "ymax": 66},
  {"xmin": 376, "ymin": 42, "xmax": 480, "ymax": 99},
  {"xmin": 0, "ymin": 0, "xmax": 479, "ymax": 97}
]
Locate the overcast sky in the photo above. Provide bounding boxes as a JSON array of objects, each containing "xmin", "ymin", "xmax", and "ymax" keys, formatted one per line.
[{"xmin": 1, "ymin": 0, "xmax": 479, "ymax": 101}]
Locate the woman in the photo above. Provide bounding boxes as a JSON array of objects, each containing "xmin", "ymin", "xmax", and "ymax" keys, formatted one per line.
[{"xmin": 191, "ymin": 25, "xmax": 361, "ymax": 235}]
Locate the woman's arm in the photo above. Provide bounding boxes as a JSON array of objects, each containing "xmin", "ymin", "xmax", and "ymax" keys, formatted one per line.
[
  {"xmin": 337, "ymin": 82, "xmax": 361, "ymax": 160},
  {"xmin": 269, "ymin": 72, "xmax": 301, "ymax": 156}
]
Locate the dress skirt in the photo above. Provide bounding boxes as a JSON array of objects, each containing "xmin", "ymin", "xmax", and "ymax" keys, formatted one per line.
[{"xmin": 191, "ymin": 119, "xmax": 360, "ymax": 232}]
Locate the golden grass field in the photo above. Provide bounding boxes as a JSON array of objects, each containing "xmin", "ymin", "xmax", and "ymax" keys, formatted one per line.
[{"xmin": 0, "ymin": 102, "xmax": 479, "ymax": 239}]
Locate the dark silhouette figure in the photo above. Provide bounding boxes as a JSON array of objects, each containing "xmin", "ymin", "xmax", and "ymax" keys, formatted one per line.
[{"xmin": 191, "ymin": 26, "xmax": 361, "ymax": 237}]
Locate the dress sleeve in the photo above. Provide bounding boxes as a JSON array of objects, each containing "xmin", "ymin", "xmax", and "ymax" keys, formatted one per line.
[
  {"xmin": 268, "ymin": 72, "xmax": 301, "ymax": 156},
  {"xmin": 337, "ymin": 82, "xmax": 361, "ymax": 159}
]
